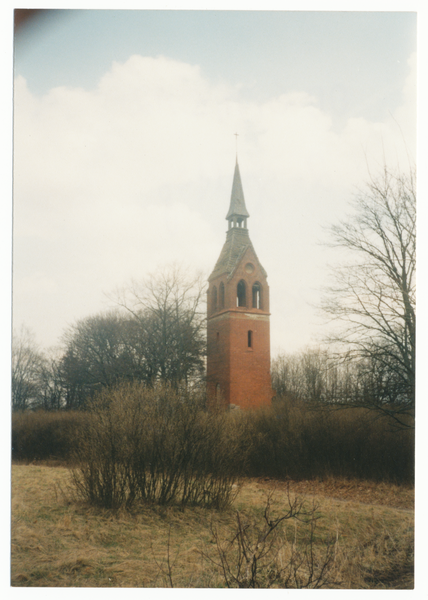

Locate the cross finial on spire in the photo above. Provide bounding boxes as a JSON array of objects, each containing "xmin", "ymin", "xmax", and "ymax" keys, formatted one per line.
[{"xmin": 234, "ymin": 132, "xmax": 239, "ymax": 161}]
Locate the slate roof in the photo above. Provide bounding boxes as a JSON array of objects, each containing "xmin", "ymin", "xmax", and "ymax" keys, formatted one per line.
[
  {"xmin": 209, "ymin": 158, "xmax": 266, "ymax": 282},
  {"xmin": 226, "ymin": 161, "xmax": 250, "ymax": 219},
  {"xmin": 208, "ymin": 227, "xmax": 267, "ymax": 281}
]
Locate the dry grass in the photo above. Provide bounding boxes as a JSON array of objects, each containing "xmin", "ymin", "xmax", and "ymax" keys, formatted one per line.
[
  {"xmin": 253, "ymin": 476, "xmax": 414, "ymax": 511},
  {"xmin": 11, "ymin": 465, "xmax": 414, "ymax": 588}
]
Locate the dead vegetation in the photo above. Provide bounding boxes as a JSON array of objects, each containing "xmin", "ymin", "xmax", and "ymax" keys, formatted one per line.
[
  {"xmin": 12, "ymin": 395, "xmax": 415, "ymax": 486},
  {"xmin": 70, "ymin": 383, "xmax": 243, "ymax": 510},
  {"xmin": 11, "ymin": 465, "xmax": 414, "ymax": 588},
  {"xmin": 203, "ymin": 490, "xmax": 336, "ymax": 588},
  {"xmin": 253, "ymin": 476, "xmax": 414, "ymax": 511}
]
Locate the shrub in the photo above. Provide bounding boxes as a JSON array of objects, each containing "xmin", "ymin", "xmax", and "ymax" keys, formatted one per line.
[
  {"xmin": 204, "ymin": 489, "xmax": 335, "ymax": 588},
  {"xmin": 239, "ymin": 398, "xmax": 414, "ymax": 484},
  {"xmin": 11, "ymin": 390, "xmax": 414, "ymax": 487},
  {"xmin": 12, "ymin": 410, "xmax": 83, "ymax": 462},
  {"xmin": 71, "ymin": 382, "xmax": 243, "ymax": 509}
]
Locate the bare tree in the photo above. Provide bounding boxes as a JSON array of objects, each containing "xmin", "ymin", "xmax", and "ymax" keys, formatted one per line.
[
  {"xmin": 12, "ymin": 326, "xmax": 45, "ymax": 411},
  {"xmin": 60, "ymin": 311, "xmax": 137, "ymax": 408},
  {"xmin": 113, "ymin": 265, "xmax": 207, "ymax": 388},
  {"xmin": 59, "ymin": 267, "xmax": 207, "ymax": 407},
  {"xmin": 272, "ymin": 349, "xmax": 329, "ymax": 403},
  {"xmin": 34, "ymin": 349, "xmax": 64, "ymax": 410},
  {"xmin": 321, "ymin": 166, "xmax": 415, "ymax": 427}
]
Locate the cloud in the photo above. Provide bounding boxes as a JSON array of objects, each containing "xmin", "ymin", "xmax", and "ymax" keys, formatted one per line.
[
  {"xmin": 13, "ymin": 54, "xmax": 416, "ymax": 351},
  {"xmin": 392, "ymin": 51, "xmax": 417, "ymax": 161}
]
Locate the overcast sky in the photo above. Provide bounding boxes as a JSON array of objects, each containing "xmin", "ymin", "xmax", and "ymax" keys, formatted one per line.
[{"xmin": 11, "ymin": 6, "xmax": 417, "ymax": 356}]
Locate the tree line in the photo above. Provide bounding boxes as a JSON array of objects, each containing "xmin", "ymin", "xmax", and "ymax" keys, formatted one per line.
[
  {"xmin": 12, "ymin": 267, "xmax": 206, "ymax": 411},
  {"xmin": 12, "ymin": 166, "xmax": 415, "ymax": 428}
]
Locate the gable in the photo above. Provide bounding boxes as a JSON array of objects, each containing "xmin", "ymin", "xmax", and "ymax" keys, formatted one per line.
[
  {"xmin": 228, "ymin": 245, "xmax": 267, "ymax": 283},
  {"xmin": 209, "ymin": 228, "xmax": 267, "ymax": 282}
]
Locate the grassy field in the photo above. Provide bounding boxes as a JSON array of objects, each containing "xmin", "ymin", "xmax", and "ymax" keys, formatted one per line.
[{"xmin": 11, "ymin": 464, "xmax": 414, "ymax": 588}]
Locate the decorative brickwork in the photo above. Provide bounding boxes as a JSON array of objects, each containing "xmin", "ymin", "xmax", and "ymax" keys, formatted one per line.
[{"xmin": 207, "ymin": 160, "xmax": 274, "ymax": 410}]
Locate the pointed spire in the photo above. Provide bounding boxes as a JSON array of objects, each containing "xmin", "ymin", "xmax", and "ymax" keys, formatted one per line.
[{"xmin": 226, "ymin": 159, "xmax": 250, "ymax": 221}]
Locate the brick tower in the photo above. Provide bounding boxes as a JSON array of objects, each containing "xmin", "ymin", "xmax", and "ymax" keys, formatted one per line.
[{"xmin": 207, "ymin": 159, "xmax": 273, "ymax": 410}]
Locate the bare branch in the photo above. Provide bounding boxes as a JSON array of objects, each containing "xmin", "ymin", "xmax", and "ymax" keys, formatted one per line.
[{"xmin": 320, "ymin": 166, "xmax": 415, "ymax": 425}]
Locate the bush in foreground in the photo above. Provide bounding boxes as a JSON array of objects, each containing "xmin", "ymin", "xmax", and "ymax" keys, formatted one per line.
[
  {"xmin": 71, "ymin": 382, "xmax": 243, "ymax": 509},
  {"xmin": 204, "ymin": 489, "xmax": 335, "ymax": 588}
]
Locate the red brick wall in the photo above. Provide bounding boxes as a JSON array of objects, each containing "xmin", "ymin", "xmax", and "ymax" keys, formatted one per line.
[
  {"xmin": 207, "ymin": 312, "xmax": 231, "ymax": 409},
  {"xmin": 207, "ymin": 246, "xmax": 273, "ymax": 410}
]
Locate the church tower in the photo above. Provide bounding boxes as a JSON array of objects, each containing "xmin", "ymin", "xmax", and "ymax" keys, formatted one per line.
[{"xmin": 207, "ymin": 159, "xmax": 273, "ymax": 410}]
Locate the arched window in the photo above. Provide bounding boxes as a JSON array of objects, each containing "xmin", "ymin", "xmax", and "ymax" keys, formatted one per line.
[
  {"xmin": 219, "ymin": 282, "xmax": 225, "ymax": 309},
  {"xmin": 212, "ymin": 286, "xmax": 217, "ymax": 313},
  {"xmin": 252, "ymin": 282, "xmax": 262, "ymax": 309},
  {"xmin": 237, "ymin": 280, "xmax": 246, "ymax": 307}
]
